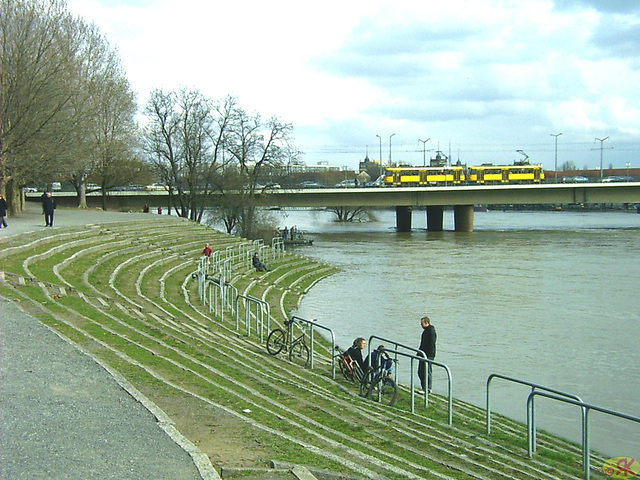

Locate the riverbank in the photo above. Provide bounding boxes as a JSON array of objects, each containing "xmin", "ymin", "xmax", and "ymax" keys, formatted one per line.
[{"xmin": 0, "ymin": 208, "xmax": 613, "ymax": 479}]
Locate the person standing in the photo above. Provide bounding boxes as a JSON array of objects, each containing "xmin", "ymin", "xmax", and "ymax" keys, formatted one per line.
[
  {"xmin": 418, "ymin": 315, "xmax": 437, "ymax": 393},
  {"xmin": 41, "ymin": 192, "xmax": 56, "ymax": 227},
  {"xmin": 0, "ymin": 194, "xmax": 8, "ymax": 228}
]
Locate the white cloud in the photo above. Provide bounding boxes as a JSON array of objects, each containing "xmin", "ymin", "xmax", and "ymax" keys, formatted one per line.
[{"xmin": 67, "ymin": 0, "xmax": 640, "ymax": 169}]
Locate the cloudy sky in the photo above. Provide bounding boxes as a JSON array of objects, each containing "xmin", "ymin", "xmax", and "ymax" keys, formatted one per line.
[{"xmin": 66, "ymin": 0, "xmax": 640, "ymax": 171}]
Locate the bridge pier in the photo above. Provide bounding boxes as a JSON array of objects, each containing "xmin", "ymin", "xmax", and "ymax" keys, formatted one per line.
[
  {"xmin": 454, "ymin": 205, "xmax": 474, "ymax": 232},
  {"xmin": 426, "ymin": 206, "xmax": 444, "ymax": 232},
  {"xmin": 395, "ymin": 206, "xmax": 412, "ymax": 232}
]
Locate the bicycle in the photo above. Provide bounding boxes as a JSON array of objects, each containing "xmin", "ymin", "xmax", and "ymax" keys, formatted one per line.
[
  {"xmin": 334, "ymin": 347, "xmax": 364, "ymax": 384},
  {"xmin": 266, "ymin": 318, "xmax": 310, "ymax": 367},
  {"xmin": 362, "ymin": 352, "xmax": 398, "ymax": 406}
]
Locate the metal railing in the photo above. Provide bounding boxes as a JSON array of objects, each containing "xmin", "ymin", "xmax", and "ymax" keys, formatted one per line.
[
  {"xmin": 208, "ymin": 276, "xmax": 225, "ymax": 320},
  {"xmin": 235, "ymin": 294, "xmax": 270, "ymax": 342},
  {"xmin": 289, "ymin": 315, "xmax": 335, "ymax": 371},
  {"xmin": 366, "ymin": 335, "xmax": 452, "ymax": 420},
  {"xmin": 526, "ymin": 391, "xmax": 640, "ymax": 480},
  {"xmin": 271, "ymin": 237, "xmax": 285, "ymax": 259},
  {"xmin": 486, "ymin": 374, "xmax": 583, "ymax": 443}
]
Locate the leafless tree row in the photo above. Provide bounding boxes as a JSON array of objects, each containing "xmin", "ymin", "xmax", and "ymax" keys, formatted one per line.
[
  {"xmin": 143, "ymin": 90, "xmax": 300, "ymax": 238},
  {"xmin": 1, "ymin": 0, "xmax": 143, "ymax": 213}
]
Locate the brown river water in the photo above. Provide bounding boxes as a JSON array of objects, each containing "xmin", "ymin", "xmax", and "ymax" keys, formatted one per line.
[{"xmin": 270, "ymin": 207, "xmax": 640, "ymax": 459}]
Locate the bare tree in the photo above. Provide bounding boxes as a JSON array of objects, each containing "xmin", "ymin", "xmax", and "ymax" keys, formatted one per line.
[
  {"xmin": 223, "ymin": 108, "xmax": 299, "ymax": 238},
  {"xmin": 66, "ymin": 21, "xmax": 128, "ymax": 208},
  {"xmin": 144, "ymin": 89, "xmax": 232, "ymax": 221},
  {"xmin": 330, "ymin": 206, "xmax": 370, "ymax": 222},
  {"xmin": 89, "ymin": 72, "xmax": 139, "ymax": 210},
  {"xmin": 0, "ymin": 0, "xmax": 82, "ymax": 212}
]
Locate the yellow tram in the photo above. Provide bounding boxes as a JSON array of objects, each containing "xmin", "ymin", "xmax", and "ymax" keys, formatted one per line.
[
  {"xmin": 383, "ymin": 164, "xmax": 544, "ymax": 186},
  {"xmin": 467, "ymin": 164, "xmax": 544, "ymax": 184},
  {"xmin": 383, "ymin": 166, "xmax": 466, "ymax": 186}
]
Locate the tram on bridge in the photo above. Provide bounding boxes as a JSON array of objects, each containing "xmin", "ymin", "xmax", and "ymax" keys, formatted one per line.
[{"xmin": 383, "ymin": 163, "xmax": 544, "ymax": 186}]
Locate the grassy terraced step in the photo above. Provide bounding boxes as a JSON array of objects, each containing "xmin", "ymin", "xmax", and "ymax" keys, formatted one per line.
[{"xmin": 0, "ymin": 217, "xmax": 609, "ymax": 480}]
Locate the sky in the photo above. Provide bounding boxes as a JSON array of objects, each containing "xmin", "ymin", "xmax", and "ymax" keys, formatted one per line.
[{"xmin": 66, "ymin": 0, "xmax": 640, "ymax": 171}]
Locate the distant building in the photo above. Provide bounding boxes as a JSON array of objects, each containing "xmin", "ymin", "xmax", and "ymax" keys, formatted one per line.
[{"xmin": 286, "ymin": 162, "xmax": 343, "ymax": 173}]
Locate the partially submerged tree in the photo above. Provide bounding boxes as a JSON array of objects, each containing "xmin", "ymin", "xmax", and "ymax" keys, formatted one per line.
[{"xmin": 330, "ymin": 206, "xmax": 371, "ymax": 222}]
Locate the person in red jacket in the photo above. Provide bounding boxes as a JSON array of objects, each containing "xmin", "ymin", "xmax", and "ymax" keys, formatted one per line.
[{"xmin": 201, "ymin": 243, "xmax": 213, "ymax": 262}]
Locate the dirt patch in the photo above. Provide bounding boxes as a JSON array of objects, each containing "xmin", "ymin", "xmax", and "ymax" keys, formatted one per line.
[{"xmin": 144, "ymin": 388, "xmax": 276, "ymax": 470}]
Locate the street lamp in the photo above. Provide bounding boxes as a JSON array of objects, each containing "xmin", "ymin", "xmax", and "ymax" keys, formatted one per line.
[
  {"xmin": 550, "ymin": 133, "xmax": 562, "ymax": 183},
  {"xmin": 418, "ymin": 138, "xmax": 431, "ymax": 166},
  {"xmin": 389, "ymin": 133, "xmax": 396, "ymax": 165},
  {"xmin": 595, "ymin": 136, "xmax": 609, "ymax": 181},
  {"xmin": 376, "ymin": 134, "xmax": 383, "ymax": 175}
]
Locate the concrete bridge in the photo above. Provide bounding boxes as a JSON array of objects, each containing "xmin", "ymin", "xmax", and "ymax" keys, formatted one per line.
[{"xmin": 37, "ymin": 182, "xmax": 640, "ymax": 232}]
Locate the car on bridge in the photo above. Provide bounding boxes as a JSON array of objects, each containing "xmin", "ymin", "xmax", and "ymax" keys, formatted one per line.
[
  {"xmin": 299, "ymin": 181, "xmax": 324, "ymax": 189},
  {"xmin": 562, "ymin": 176, "xmax": 589, "ymax": 183},
  {"xmin": 335, "ymin": 179, "xmax": 357, "ymax": 188},
  {"xmin": 602, "ymin": 175, "xmax": 633, "ymax": 183}
]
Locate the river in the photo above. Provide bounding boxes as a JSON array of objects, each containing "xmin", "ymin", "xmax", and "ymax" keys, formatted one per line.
[{"xmin": 268, "ymin": 207, "xmax": 639, "ymax": 460}]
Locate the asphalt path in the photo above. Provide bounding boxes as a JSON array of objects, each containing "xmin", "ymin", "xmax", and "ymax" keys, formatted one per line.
[{"xmin": 0, "ymin": 202, "xmax": 219, "ymax": 480}]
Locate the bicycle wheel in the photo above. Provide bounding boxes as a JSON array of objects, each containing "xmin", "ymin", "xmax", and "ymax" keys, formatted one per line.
[
  {"xmin": 359, "ymin": 367, "xmax": 375, "ymax": 397},
  {"xmin": 367, "ymin": 376, "xmax": 397, "ymax": 406},
  {"xmin": 289, "ymin": 341, "xmax": 310, "ymax": 367},
  {"xmin": 266, "ymin": 329, "xmax": 286, "ymax": 355}
]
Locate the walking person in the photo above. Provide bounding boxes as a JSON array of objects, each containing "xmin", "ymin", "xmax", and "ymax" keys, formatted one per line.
[
  {"xmin": 201, "ymin": 243, "xmax": 213, "ymax": 263},
  {"xmin": 0, "ymin": 194, "xmax": 8, "ymax": 228},
  {"xmin": 417, "ymin": 315, "xmax": 437, "ymax": 393},
  {"xmin": 41, "ymin": 192, "xmax": 56, "ymax": 227}
]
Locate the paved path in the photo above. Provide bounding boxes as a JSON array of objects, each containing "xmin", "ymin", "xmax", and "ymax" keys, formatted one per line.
[{"xmin": 0, "ymin": 203, "xmax": 219, "ymax": 480}]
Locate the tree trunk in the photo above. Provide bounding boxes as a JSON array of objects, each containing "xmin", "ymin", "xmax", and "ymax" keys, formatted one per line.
[{"xmin": 77, "ymin": 184, "xmax": 87, "ymax": 209}]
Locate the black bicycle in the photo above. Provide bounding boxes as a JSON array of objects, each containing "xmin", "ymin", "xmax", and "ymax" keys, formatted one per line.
[
  {"xmin": 362, "ymin": 355, "xmax": 398, "ymax": 406},
  {"xmin": 266, "ymin": 319, "xmax": 310, "ymax": 367}
]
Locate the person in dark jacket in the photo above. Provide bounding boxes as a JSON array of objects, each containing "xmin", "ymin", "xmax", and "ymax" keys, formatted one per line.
[
  {"xmin": 252, "ymin": 252, "xmax": 269, "ymax": 272},
  {"xmin": 345, "ymin": 337, "xmax": 367, "ymax": 373},
  {"xmin": 0, "ymin": 194, "xmax": 8, "ymax": 228},
  {"xmin": 418, "ymin": 315, "xmax": 437, "ymax": 393},
  {"xmin": 41, "ymin": 192, "xmax": 56, "ymax": 227}
]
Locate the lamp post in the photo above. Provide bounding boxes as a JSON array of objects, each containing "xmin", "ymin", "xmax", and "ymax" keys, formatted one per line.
[
  {"xmin": 376, "ymin": 134, "xmax": 382, "ymax": 175},
  {"xmin": 550, "ymin": 133, "xmax": 562, "ymax": 183},
  {"xmin": 595, "ymin": 136, "xmax": 609, "ymax": 181},
  {"xmin": 389, "ymin": 133, "xmax": 396, "ymax": 165},
  {"xmin": 418, "ymin": 138, "xmax": 431, "ymax": 166}
]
